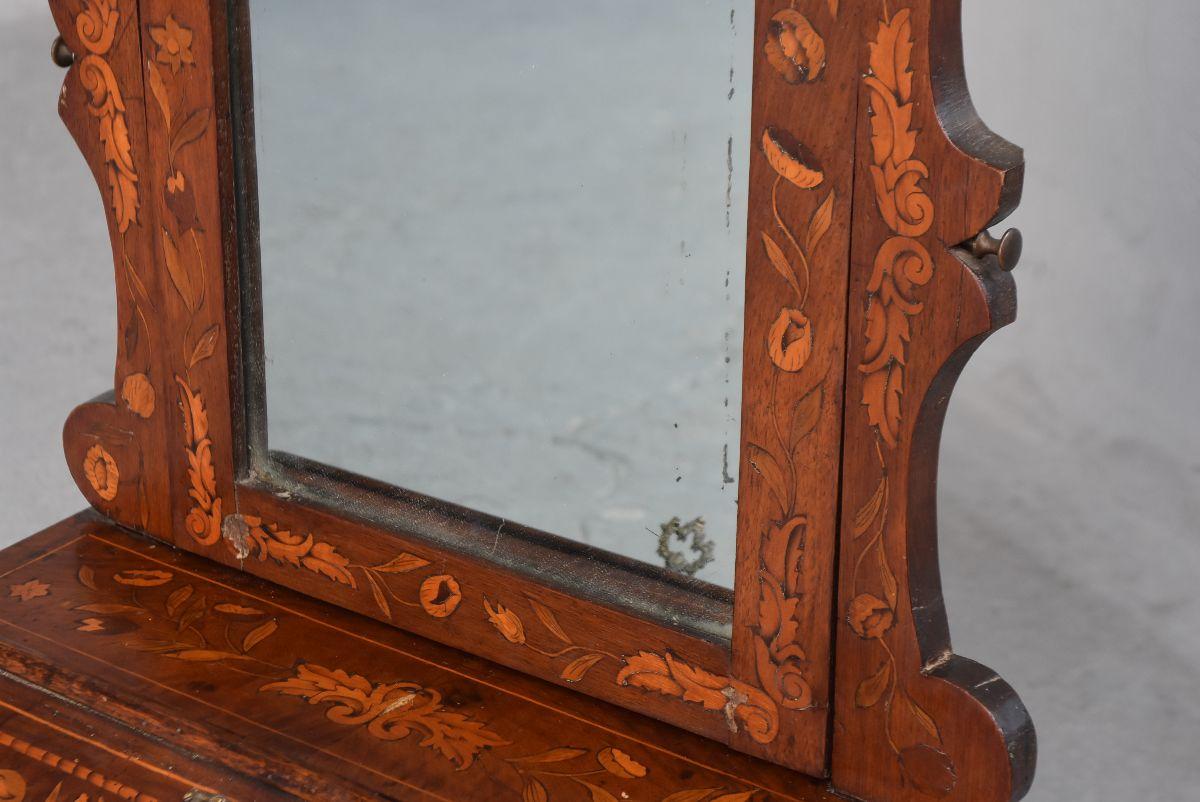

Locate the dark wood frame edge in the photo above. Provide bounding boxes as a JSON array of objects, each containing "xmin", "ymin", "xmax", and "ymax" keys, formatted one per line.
[{"xmin": 43, "ymin": 1, "xmax": 1038, "ymax": 799}]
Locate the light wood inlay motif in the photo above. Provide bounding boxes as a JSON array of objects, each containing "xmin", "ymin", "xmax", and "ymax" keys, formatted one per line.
[
  {"xmin": 763, "ymin": 10, "xmax": 826, "ymax": 85},
  {"xmin": 7, "ymin": 582, "xmax": 50, "ymax": 603},
  {"xmin": 736, "ymin": 0, "xmax": 846, "ymax": 739},
  {"xmin": 482, "ymin": 597, "xmax": 616, "ymax": 684},
  {"xmin": 857, "ymin": 7, "xmax": 936, "ymax": 449},
  {"xmin": 75, "ymin": 0, "xmax": 138, "ymax": 234},
  {"xmin": 502, "ymin": 745, "xmax": 759, "ymax": 802},
  {"xmin": 82, "ymin": 444, "xmax": 120, "ymax": 502},
  {"xmin": 43, "ymin": 1, "xmax": 1031, "ymax": 790},
  {"xmin": 618, "ymin": 652, "xmax": 778, "ymax": 744},
  {"xmin": 0, "ymin": 531, "xmax": 770, "ymax": 801},
  {"xmin": 0, "ymin": 729, "xmax": 158, "ymax": 802},
  {"xmin": 845, "ymin": 8, "xmax": 955, "ymax": 796},
  {"xmin": 262, "ymin": 664, "xmax": 509, "ymax": 770}
]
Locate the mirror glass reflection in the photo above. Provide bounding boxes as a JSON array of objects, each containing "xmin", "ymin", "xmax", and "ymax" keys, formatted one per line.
[{"xmin": 252, "ymin": 0, "xmax": 753, "ymax": 588}]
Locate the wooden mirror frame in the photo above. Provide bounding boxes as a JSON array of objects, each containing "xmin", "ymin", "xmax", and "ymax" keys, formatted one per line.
[{"xmin": 49, "ymin": 0, "xmax": 1035, "ymax": 799}]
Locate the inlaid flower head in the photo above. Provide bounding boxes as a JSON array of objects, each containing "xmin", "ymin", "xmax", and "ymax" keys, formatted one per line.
[
  {"xmin": 483, "ymin": 598, "xmax": 525, "ymax": 644},
  {"xmin": 419, "ymin": 575, "xmax": 462, "ymax": 618},
  {"xmin": 0, "ymin": 769, "xmax": 26, "ymax": 802},
  {"xmin": 150, "ymin": 14, "xmax": 195, "ymax": 74},
  {"xmin": 121, "ymin": 373, "xmax": 156, "ymax": 418},
  {"xmin": 767, "ymin": 309, "xmax": 813, "ymax": 373},
  {"xmin": 847, "ymin": 593, "xmax": 894, "ymax": 640},
  {"xmin": 764, "ymin": 10, "xmax": 826, "ymax": 84},
  {"xmin": 9, "ymin": 580, "xmax": 50, "ymax": 602},
  {"xmin": 762, "ymin": 128, "xmax": 824, "ymax": 189},
  {"xmin": 83, "ymin": 444, "xmax": 119, "ymax": 501}
]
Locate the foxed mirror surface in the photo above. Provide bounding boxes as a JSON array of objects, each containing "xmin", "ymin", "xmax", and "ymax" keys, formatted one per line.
[{"xmin": 252, "ymin": 0, "xmax": 754, "ymax": 588}]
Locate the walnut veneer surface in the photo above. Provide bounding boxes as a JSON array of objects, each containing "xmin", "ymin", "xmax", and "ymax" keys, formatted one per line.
[{"xmin": 0, "ymin": 511, "xmax": 841, "ymax": 801}]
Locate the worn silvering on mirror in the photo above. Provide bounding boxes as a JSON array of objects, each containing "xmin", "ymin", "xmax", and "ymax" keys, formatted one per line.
[{"xmin": 253, "ymin": 0, "xmax": 755, "ymax": 587}]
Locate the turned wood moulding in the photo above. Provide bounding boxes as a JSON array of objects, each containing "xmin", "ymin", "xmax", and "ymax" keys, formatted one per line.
[{"xmin": 48, "ymin": 0, "xmax": 1035, "ymax": 800}]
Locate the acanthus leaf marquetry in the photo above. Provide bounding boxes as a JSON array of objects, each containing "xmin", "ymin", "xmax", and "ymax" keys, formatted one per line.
[
  {"xmin": 55, "ymin": 0, "xmax": 174, "ymax": 538},
  {"xmin": 844, "ymin": 10, "xmax": 954, "ymax": 789},
  {"xmin": 731, "ymin": 0, "xmax": 858, "ymax": 774},
  {"xmin": 0, "ymin": 521, "xmax": 795, "ymax": 802},
  {"xmin": 832, "ymin": 3, "xmax": 1034, "ymax": 802},
  {"xmin": 46, "ymin": 0, "xmax": 1035, "ymax": 797},
  {"xmin": 261, "ymin": 663, "xmax": 511, "ymax": 771},
  {"xmin": 49, "ymin": 0, "xmax": 802, "ymax": 769}
]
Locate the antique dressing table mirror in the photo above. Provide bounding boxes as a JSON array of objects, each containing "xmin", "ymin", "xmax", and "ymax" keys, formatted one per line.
[{"xmin": 0, "ymin": 1, "xmax": 1034, "ymax": 800}]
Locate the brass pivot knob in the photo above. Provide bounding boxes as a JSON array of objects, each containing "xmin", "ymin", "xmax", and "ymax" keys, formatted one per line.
[
  {"xmin": 970, "ymin": 228, "xmax": 1023, "ymax": 272},
  {"xmin": 51, "ymin": 36, "xmax": 74, "ymax": 68}
]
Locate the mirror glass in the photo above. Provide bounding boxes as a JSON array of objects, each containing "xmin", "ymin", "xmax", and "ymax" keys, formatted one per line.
[{"xmin": 251, "ymin": 0, "xmax": 753, "ymax": 588}]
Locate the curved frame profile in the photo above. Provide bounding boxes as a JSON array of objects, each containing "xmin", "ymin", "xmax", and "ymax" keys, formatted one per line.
[
  {"xmin": 47, "ymin": 0, "xmax": 1036, "ymax": 799},
  {"xmin": 832, "ymin": 3, "xmax": 1034, "ymax": 802}
]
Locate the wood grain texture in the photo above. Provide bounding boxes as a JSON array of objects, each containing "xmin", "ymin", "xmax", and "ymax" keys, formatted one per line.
[
  {"xmin": 53, "ymin": 0, "xmax": 175, "ymax": 539},
  {"xmin": 43, "ymin": 0, "xmax": 1037, "ymax": 797},
  {"xmin": 51, "ymin": 0, "xmax": 846, "ymax": 771},
  {"xmin": 0, "ymin": 672, "xmax": 272, "ymax": 801},
  {"xmin": 732, "ymin": 0, "xmax": 857, "ymax": 774},
  {"xmin": 0, "ymin": 512, "xmax": 842, "ymax": 802},
  {"xmin": 831, "ymin": 3, "xmax": 1034, "ymax": 802}
]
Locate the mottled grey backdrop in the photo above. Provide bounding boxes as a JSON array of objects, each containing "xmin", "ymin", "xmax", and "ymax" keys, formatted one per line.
[{"xmin": 2, "ymin": 2, "xmax": 1198, "ymax": 800}]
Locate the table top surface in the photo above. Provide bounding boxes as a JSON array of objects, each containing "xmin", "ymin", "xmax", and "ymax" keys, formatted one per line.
[{"xmin": 0, "ymin": 510, "xmax": 841, "ymax": 802}]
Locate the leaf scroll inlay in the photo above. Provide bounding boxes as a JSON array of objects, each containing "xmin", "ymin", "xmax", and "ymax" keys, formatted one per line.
[
  {"xmin": 75, "ymin": 0, "xmax": 138, "ymax": 234},
  {"xmin": 617, "ymin": 651, "xmax": 778, "ymax": 744},
  {"xmin": 483, "ymin": 596, "xmax": 616, "ymax": 684},
  {"xmin": 261, "ymin": 663, "xmax": 509, "ymax": 770},
  {"xmin": 847, "ymin": 7, "xmax": 956, "ymax": 795}
]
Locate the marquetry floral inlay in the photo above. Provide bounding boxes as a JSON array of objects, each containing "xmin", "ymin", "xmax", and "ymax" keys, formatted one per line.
[
  {"xmin": 143, "ymin": 8, "xmax": 227, "ymax": 563},
  {"xmin": 847, "ymin": 8, "xmax": 956, "ymax": 797},
  {"xmin": 503, "ymin": 745, "xmax": 758, "ymax": 802},
  {"xmin": 144, "ymin": 14, "xmax": 460, "ymax": 626},
  {"xmin": 75, "ymin": 0, "xmax": 138, "ymax": 235},
  {"xmin": 859, "ymin": 8, "xmax": 935, "ymax": 448},
  {"xmin": 7, "ymin": 580, "xmax": 50, "ymax": 603},
  {"xmin": 74, "ymin": 564, "xmax": 282, "ymax": 670},
  {"xmin": 176, "ymin": 372, "xmax": 459, "ymax": 621},
  {"xmin": 764, "ymin": 9, "xmax": 825, "ymax": 84},
  {"xmin": 738, "ymin": 2, "xmax": 846, "ymax": 726},
  {"xmin": 44, "ymin": 547, "xmax": 766, "ymax": 799},
  {"xmin": 149, "ymin": 14, "xmax": 195, "ymax": 74},
  {"xmin": 419, "ymin": 574, "xmax": 462, "ymax": 618},
  {"xmin": 70, "ymin": 1, "xmax": 162, "ymax": 434},
  {"xmin": 176, "ymin": 377, "xmax": 221, "ymax": 546},
  {"xmin": 82, "ymin": 443, "xmax": 119, "ymax": 501},
  {"xmin": 484, "ymin": 596, "xmax": 616, "ymax": 684},
  {"xmin": 617, "ymin": 652, "xmax": 777, "ymax": 744},
  {"xmin": 120, "ymin": 372, "xmax": 155, "ymax": 418},
  {"xmin": 69, "ymin": 564, "xmax": 506, "ymax": 771},
  {"xmin": 262, "ymin": 664, "xmax": 509, "ymax": 770}
]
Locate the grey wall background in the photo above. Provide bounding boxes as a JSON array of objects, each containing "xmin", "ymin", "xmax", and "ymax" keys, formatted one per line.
[{"xmin": 1, "ymin": 1, "xmax": 1198, "ymax": 800}]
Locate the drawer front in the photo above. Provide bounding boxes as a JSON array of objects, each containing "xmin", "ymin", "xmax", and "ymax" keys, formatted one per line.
[
  {"xmin": 0, "ymin": 671, "xmax": 270, "ymax": 802},
  {"xmin": 0, "ymin": 703, "xmax": 206, "ymax": 802}
]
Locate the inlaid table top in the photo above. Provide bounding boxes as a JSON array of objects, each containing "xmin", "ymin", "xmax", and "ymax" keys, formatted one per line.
[{"xmin": 0, "ymin": 511, "xmax": 839, "ymax": 801}]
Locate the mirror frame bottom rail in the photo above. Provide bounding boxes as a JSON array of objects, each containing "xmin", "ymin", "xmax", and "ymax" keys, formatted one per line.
[{"xmin": 46, "ymin": 0, "xmax": 1036, "ymax": 800}]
